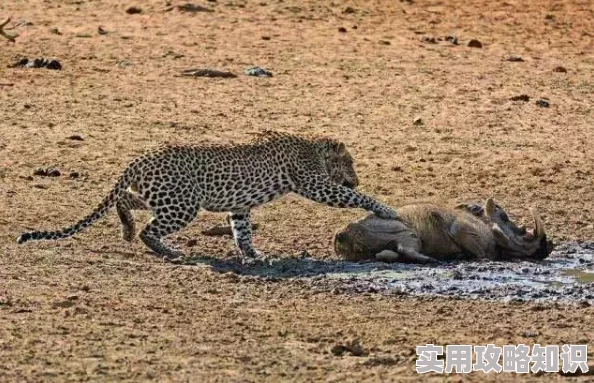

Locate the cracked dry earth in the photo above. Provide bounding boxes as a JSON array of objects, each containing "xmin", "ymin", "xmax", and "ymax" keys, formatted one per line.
[{"xmin": 1, "ymin": 0, "xmax": 594, "ymax": 381}]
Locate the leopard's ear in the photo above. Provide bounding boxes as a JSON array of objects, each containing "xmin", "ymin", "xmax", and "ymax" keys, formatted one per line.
[{"xmin": 337, "ymin": 142, "xmax": 347, "ymax": 156}]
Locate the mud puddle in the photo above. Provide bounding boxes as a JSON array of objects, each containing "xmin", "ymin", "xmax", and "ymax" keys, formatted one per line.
[{"xmin": 191, "ymin": 241, "xmax": 594, "ymax": 304}]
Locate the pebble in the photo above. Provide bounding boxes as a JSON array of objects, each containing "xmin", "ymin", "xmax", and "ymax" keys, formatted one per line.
[
  {"xmin": 445, "ymin": 35, "xmax": 458, "ymax": 45},
  {"xmin": 126, "ymin": 6, "xmax": 142, "ymax": 14},
  {"xmin": 506, "ymin": 55, "xmax": 524, "ymax": 62},
  {"xmin": 510, "ymin": 94, "xmax": 530, "ymax": 102},
  {"xmin": 177, "ymin": 3, "xmax": 213, "ymax": 12},
  {"xmin": 33, "ymin": 168, "xmax": 61, "ymax": 177},
  {"xmin": 245, "ymin": 66, "xmax": 273, "ymax": 77}
]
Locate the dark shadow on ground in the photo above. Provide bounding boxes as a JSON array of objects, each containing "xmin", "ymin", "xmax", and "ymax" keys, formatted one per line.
[{"xmin": 182, "ymin": 253, "xmax": 436, "ymax": 279}]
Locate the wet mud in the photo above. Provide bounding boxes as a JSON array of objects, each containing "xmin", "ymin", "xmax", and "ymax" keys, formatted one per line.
[{"xmin": 193, "ymin": 241, "xmax": 594, "ymax": 305}]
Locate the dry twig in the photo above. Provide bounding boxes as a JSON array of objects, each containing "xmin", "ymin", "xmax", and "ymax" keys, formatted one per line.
[{"xmin": 0, "ymin": 17, "xmax": 17, "ymax": 42}]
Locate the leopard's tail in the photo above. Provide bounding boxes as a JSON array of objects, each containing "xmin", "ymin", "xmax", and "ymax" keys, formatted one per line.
[{"xmin": 17, "ymin": 166, "xmax": 137, "ymax": 244}]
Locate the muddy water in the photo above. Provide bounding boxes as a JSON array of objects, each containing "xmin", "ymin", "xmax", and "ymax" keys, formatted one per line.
[{"xmin": 193, "ymin": 241, "xmax": 594, "ymax": 305}]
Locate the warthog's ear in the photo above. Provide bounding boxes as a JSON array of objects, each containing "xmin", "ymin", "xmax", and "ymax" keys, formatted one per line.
[
  {"xmin": 337, "ymin": 142, "xmax": 347, "ymax": 156},
  {"xmin": 485, "ymin": 198, "xmax": 497, "ymax": 218},
  {"xmin": 455, "ymin": 203, "xmax": 484, "ymax": 216}
]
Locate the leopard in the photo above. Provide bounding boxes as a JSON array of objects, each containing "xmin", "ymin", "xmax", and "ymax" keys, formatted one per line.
[{"xmin": 17, "ymin": 131, "xmax": 398, "ymax": 262}]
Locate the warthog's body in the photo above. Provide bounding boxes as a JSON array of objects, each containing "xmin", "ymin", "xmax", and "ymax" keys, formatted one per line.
[{"xmin": 334, "ymin": 199, "xmax": 553, "ymax": 263}]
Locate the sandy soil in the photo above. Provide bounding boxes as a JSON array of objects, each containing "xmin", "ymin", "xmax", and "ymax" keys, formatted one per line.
[{"xmin": 1, "ymin": 0, "xmax": 594, "ymax": 381}]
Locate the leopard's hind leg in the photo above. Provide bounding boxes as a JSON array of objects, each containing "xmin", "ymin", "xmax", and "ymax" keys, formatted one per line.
[
  {"xmin": 117, "ymin": 191, "xmax": 149, "ymax": 242},
  {"xmin": 138, "ymin": 193, "xmax": 199, "ymax": 262}
]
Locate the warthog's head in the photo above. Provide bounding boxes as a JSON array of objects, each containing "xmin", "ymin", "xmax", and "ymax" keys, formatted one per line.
[
  {"xmin": 457, "ymin": 198, "xmax": 553, "ymax": 260},
  {"xmin": 320, "ymin": 139, "xmax": 359, "ymax": 189}
]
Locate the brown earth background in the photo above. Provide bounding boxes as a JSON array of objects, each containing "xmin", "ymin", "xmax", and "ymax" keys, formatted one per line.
[{"xmin": 1, "ymin": 0, "xmax": 594, "ymax": 381}]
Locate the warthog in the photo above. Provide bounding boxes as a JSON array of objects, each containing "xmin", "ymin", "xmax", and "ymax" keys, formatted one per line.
[{"xmin": 334, "ymin": 198, "xmax": 554, "ymax": 263}]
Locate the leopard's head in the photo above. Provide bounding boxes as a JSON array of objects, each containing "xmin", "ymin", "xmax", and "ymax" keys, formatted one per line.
[{"xmin": 320, "ymin": 139, "xmax": 359, "ymax": 189}]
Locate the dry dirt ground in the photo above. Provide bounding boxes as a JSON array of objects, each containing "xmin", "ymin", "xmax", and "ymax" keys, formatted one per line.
[{"xmin": 1, "ymin": 0, "xmax": 594, "ymax": 381}]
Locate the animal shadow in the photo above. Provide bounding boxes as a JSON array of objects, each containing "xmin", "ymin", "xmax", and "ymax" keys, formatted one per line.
[{"xmin": 181, "ymin": 253, "xmax": 439, "ymax": 279}]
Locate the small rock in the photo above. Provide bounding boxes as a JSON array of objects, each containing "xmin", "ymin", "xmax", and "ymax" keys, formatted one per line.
[
  {"xmin": 521, "ymin": 330, "xmax": 538, "ymax": 338},
  {"xmin": 343, "ymin": 6, "xmax": 356, "ymax": 14},
  {"xmin": 67, "ymin": 134, "xmax": 84, "ymax": 141},
  {"xmin": 391, "ymin": 166, "xmax": 403, "ymax": 172},
  {"xmin": 126, "ymin": 6, "xmax": 143, "ymax": 14},
  {"xmin": 330, "ymin": 339, "xmax": 367, "ymax": 357},
  {"xmin": 245, "ymin": 66, "xmax": 273, "ymax": 77},
  {"xmin": 553, "ymin": 66, "xmax": 567, "ymax": 73},
  {"xmin": 97, "ymin": 26, "xmax": 108, "ymax": 35},
  {"xmin": 445, "ymin": 35, "xmax": 458, "ymax": 45},
  {"xmin": 413, "ymin": 117, "xmax": 423, "ymax": 126},
  {"xmin": 14, "ymin": 20, "xmax": 33, "ymax": 27},
  {"xmin": 49, "ymin": 27, "xmax": 62, "ymax": 35},
  {"xmin": 435, "ymin": 306, "xmax": 448, "ymax": 315},
  {"xmin": 33, "ymin": 168, "xmax": 61, "ymax": 177},
  {"xmin": 261, "ymin": 35, "xmax": 271, "ymax": 40},
  {"xmin": 545, "ymin": 14, "xmax": 555, "ymax": 21},
  {"xmin": 68, "ymin": 172, "xmax": 80, "ymax": 179},
  {"xmin": 510, "ymin": 94, "xmax": 530, "ymax": 102},
  {"xmin": 467, "ymin": 39, "xmax": 482, "ymax": 48},
  {"xmin": 506, "ymin": 55, "xmax": 524, "ymax": 62},
  {"xmin": 535, "ymin": 99, "xmax": 550, "ymax": 108},
  {"xmin": 421, "ymin": 36, "xmax": 437, "ymax": 44},
  {"xmin": 338, "ymin": 27, "xmax": 347, "ymax": 33},
  {"xmin": 177, "ymin": 3, "xmax": 214, "ymax": 12},
  {"xmin": 379, "ymin": 40, "xmax": 391, "ymax": 45}
]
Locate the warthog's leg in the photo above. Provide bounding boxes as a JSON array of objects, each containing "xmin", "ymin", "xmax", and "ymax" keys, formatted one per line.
[
  {"xmin": 375, "ymin": 242, "xmax": 439, "ymax": 264},
  {"xmin": 448, "ymin": 222, "xmax": 487, "ymax": 258}
]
